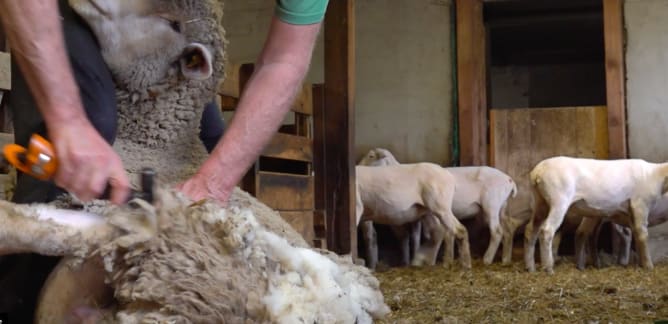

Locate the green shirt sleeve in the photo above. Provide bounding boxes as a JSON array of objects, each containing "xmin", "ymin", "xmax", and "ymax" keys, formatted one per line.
[{"xmin": 275, "ymin": 0, "xmax": 329, "ymax": 25}]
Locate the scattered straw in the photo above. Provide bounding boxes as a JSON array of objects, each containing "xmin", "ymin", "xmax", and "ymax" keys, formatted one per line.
[{"xmin": 375, "ymin": 258, "xmax": 668, "ymax": 323}]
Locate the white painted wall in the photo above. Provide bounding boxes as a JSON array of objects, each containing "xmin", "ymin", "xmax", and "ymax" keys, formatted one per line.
[{"xmin": 625, "ymin": 0, "xmax": 668, "ymax": 162}]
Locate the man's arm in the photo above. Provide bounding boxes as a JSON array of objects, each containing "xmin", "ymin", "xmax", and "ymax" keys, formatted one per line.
[
  {"xmin": 178, "ymin": 16, "xmax": 322, "ymax": 203},
  {"xmin": 0, "ymin": 0, "xmax": 130, "ymax": 203}
]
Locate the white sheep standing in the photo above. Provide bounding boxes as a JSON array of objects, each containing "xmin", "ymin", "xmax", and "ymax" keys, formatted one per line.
[
  {"xmin": 524, "ymin": 156, "xmax": 668, "ymax": 274},
  {"xmin": 355, "ymin": 163, "xmax": 472, "ymax": 270},
  {"xmin": 0, "ymin": 0, "xmax": 391, "ymax": 322},
  {"xmin": 359, "ymin": 148, "xmax": 517, "ymax": 265}
]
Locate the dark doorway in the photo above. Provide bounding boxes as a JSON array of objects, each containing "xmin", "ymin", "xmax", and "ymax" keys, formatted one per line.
[{"xmin": 484, "ymin": 0, "xmax": 606, "ymax": 109}]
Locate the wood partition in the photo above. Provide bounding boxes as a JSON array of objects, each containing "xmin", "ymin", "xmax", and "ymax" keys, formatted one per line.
[
  {"xmin": 218, "ymin": 62, "xmax": 325, "ymax": 247},
  {"xmin": 457, "ymin": 0, "xmax": 627, "ymax": 166},
  {"xmin": 490, "ymin": 106, "xmax": 609, "ymax": 219}
]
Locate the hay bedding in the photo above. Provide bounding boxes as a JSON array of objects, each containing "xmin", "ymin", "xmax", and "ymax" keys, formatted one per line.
[{"xmin": 375, "ymin": 259, "xmax": 668, "ymax": 323}]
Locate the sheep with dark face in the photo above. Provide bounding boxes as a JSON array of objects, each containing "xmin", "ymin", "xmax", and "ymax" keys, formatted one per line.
[{"xmin": 0, "ymin": 1, "xmax": 390, "ymax": 322}]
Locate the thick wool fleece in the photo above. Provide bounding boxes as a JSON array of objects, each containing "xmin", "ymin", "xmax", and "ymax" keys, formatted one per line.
[{"xmin": 33, "ymin": 0, "xmax": 391, "ymax": 322}]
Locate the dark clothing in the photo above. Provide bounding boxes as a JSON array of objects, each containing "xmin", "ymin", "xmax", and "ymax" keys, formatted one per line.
[
  {"xmin": 199, "ymin": 101, "xmax": 226, "ymax": 153},
  {"xmin": 1, "ymin": 0, "xmax": 224, "ymax": 321},
  {"xmin": 10, "ymin": 0, "xmax": 118, "ymax": 205}
]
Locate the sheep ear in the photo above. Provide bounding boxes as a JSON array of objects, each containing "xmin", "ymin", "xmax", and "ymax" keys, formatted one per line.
[{"xmin": 179, "ymin": 43, "xmax": 213, "ymax": 80}]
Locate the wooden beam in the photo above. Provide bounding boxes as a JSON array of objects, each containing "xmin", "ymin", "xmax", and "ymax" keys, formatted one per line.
[
  {"xmin": 0, "ymin": 24, "xmax": 5, "ymax": 51},
  {"xmin": 324, "ymin": 0, "xmax": 356, "ymax": 256},
  {"xmin": 312, "ymin": 84, "xmax": 327, "ymax": 247},
  {"xmin": 456, "ymin": 0, "xmax": 487, "ymax": 166},
  {"xmin": 603, "ymin": 0, "xmax": 627, "ymax": 159}
]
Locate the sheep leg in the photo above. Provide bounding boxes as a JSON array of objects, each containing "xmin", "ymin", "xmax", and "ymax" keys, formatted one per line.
[
  {"xmin": 441, "ymin": 227, "xmax": 455, "ymax": 267},
  {"xmin": 412, "ymin": 215, "xmax": 446, "ymax": 266},
  {"xmin": 482, "ymin": 205, "xmax": 503, "ymax": 265},
  {"xmin": 0, "ymin": 202, "xmax": 112, "ymax": 256},
  {"xmin": 524, "ymin": 187, "xmax": 549, "ymax": 272},
  {"xmin": 538, "ymin": 203, "xmax": 569, "ymax": 274},
  {"xmin": 434, "ymin": 212, "xmax": 470, "ymax": 269},
  {"xmin": 410, "ymin": 220, "xmax": 422, "ymax": 260},
  {"xmin": 360, "ymin": 220, "xmax": 378, "ymax": 270},
  {"xmin": 613, "ymin": 224, "xmax": 632, "ymax": 266},
  {"xmin": 574, "ymin": 217, "xmax": 598, "ymax": 270},
  {"xmin": 500, "ymin": 208, "xmax": 521, "ymax": 265},
  {"xmin": 630, "ymin": 201, "xmax": 653, "ymax": 270},
  {"xmin": 590, "ymin": 218, "xmax": 604, "ymax": 268},
  {"xmin": 390, "ymin": 225, "xmax": 411, "ymax": 266},
  {"xmin": 552, "ymin": 230, "xmax": 562, "ymax": 263}
]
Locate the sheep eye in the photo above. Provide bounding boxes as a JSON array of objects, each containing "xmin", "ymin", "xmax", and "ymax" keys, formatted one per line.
[
  {"xmin": 169, "ymin": 20, "xmax": 181, "ymax": 32},
  {"xmin": 156, "ymin": 14, "xmax": 182, "ymax": 33}
]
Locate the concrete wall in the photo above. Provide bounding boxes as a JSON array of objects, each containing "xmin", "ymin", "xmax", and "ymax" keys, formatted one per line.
[
  {"xmin": 354, "ymin": 0, "xmax": 453, "ymax": 165},
  {"xmin": 221, "ymin": 0, "xmax": 325, "ymax": 83},
  {"xmin": 625, "ymin": 0, "xmax": 668, "ymax": 162},
  {"xmin": 222, "ymin": 0, "xmax": 454, "ymax": 166}
]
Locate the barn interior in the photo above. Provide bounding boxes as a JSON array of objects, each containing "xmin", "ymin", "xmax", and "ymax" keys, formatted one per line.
[{"xmin": 2, "ymin": 0, "xmax": 668, "ymax": 323}]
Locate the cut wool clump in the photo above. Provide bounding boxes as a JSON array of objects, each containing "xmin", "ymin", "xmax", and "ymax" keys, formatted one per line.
[{"xmin": 70, "ymin": 188, "xmax": 390, "ymax": 323}]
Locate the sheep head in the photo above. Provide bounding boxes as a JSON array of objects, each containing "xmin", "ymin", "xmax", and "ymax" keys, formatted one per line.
[
  {"xmin": 358, "ymin": 148, "xmax": 400, "ymax": 166},
  {"xmin": 67, "ymin": 0, "xmax": 226, "ymax": 152},
  {"xmin": 68, "ymin": 0, "xmax": 224, "ymax": 90}
]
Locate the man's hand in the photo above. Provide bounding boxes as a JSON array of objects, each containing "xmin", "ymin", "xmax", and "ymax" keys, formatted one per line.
[
  {"xmin": 0, "ymin": 1, "xmax": 130, "ymax": 204},
  {"xmin": 176, "ymin": 170, "xmax": 231, "ymax": 205},
  {"xmin": 49, "ymin": 120, "xmax": 130, "ymax": 204}
]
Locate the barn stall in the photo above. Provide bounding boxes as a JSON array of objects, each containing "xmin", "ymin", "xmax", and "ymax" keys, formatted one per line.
[
  {"xmin": 354, "ymin": 0, "xmax": 668, "ymax": 322},
  {"xmin": 1, "ymin": 0, "xmax": 668, "ymax": 323}
]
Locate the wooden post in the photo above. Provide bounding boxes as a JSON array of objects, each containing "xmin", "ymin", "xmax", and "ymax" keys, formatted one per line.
[
  {"xmin": 0, "ymin": 24, "xmax": 5, "ymax": 51},
  {"xmin": 456, "ymin": 0, "xmax": 486, "ymax": 166},
  {"xmin": 312, "ymin": 84, "xmax": 327, "ymax": 248},
  {"xmin": 603, "ymin": 0, "xmax": 627, "ymax": 159},
  {"xmin": 324, "ymin": 0, "xmax": 356, "ymax": 256}
]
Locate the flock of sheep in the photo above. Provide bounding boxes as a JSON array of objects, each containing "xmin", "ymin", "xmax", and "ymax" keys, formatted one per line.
[{"xmin": 356, "ymin": 148, "xmax": 668, "ymax": 274}]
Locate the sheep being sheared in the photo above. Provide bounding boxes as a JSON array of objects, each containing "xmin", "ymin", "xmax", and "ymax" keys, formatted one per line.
[{"xmin": 1, "ymin": 0, "xmax": 391, "ymax": 322}]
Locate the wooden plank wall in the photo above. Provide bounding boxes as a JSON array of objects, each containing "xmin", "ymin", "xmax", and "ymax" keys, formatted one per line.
[{"xmin": 490, "ymin": 106, "xmax": 609, "ymax": 220}]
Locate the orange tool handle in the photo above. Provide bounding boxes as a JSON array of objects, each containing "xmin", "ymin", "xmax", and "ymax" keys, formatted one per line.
[{"xmin": 3, "ymin": 134, "xmax": 58, "ymax": 181}]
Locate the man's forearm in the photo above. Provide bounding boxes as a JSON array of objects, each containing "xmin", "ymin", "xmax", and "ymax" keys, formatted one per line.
[
  {"xmin": 196, "ymin": 18, "xmax": 321, "ymax": 195},
  {"xmin": 0, "ymin": 0, "xmax": 89, "ymax": 131},
  {"xmin": 202, "ymin": 63, "xmax": 306, "ymax": 190}
]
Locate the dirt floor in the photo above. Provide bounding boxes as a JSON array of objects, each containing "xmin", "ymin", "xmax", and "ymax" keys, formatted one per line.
[{"xmin": 375, "ymin": 258, "xmax": 668, "ymax": 323}]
